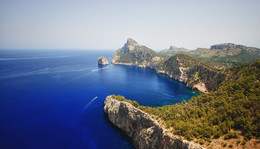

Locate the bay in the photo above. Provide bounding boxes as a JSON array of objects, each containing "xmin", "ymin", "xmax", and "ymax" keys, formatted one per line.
[{"xmin": 0, "ymin": 49, "xmax": 198, "ymax": 149}]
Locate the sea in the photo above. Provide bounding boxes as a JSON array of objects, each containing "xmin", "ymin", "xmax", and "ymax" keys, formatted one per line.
[{"xmin": 0, "ymin": 49, "xmax": 198, "ymax": 149}]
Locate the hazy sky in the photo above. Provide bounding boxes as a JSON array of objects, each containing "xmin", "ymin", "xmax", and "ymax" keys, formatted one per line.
[{"xmin": 0, "ymin": 0, "xmax": 259, "ymax": 50}]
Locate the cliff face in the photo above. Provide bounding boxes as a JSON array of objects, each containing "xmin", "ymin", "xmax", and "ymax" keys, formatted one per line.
[
  {"xmin": 156, "ymin": 54, "xmax": 225, "ymax": 93},
  {"xmin": 104, "ymin": 95, "xmax": 204, "ymax": 149}
]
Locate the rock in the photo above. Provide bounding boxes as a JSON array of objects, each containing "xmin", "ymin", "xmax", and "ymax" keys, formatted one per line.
[
  {"xmin": 112, "ymin": 38, "xmax": 163, "ymax": 68},
  {"xmin": 104, "ymin": 95, "xmax": 204, "ymax": 149},
  {"xmin": 98, "ymin": 56, "xmax": 109, "ymax": 65}
]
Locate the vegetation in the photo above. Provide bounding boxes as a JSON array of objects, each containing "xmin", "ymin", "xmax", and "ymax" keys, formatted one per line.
[
  {"xmin": 161, "ymin": 54, "xmax": 221, "ymax": 72},
  {"xmin": 113, "ymin": 60, "xmax": 260, "ymax": 143},
  {"xmin": 117, "ymin": 53, "xmax": 138, "ymax": 63},
  {"xmin": 110, "ymin": 94, "xmax": 139, "ymax": 108},
  {"xmin": 187, "ymin": 47, "xmax": 260, "ymax": 67}
]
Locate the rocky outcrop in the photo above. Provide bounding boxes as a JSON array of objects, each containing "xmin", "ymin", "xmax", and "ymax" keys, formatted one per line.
[
  {"xmin": 98, "ymin": 56, "xmax": 109, "ymax": 65},
  {"xmin": 104, "ymin": 95, "xmax": 204, "ymax": 149},
  {"xmin": 112, "ymin": 38, "xmax": 163, "ymax": 68}
]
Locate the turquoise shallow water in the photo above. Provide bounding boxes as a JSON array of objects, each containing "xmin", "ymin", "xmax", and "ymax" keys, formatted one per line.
[{"xmin": 0, "ymin": 50, "xmax": 198, "ymax": 149}]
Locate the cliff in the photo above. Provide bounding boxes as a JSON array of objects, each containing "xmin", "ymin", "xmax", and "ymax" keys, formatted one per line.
[
  {"xmin": 156, "ymin": 54, "xmax": 225, "ymax": 93},
  {"xmin": 112, "ymin": 38, "xmax": 163, "ymax": 68},
  {"xmin": 104, "ymin": 95, "xmax": 204, "ymax": 149}
]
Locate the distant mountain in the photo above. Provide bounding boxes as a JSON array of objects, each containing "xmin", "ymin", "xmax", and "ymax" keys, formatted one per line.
[
  {"xmin": 159, "ymin": 45, "xmax": 189, "ymax": 55},
  {"xmin": 187, "ymin": 43, "xmax": 260, "ymax": 66}
]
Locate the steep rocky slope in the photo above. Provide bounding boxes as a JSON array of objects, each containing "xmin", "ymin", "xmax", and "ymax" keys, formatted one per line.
[
  {"xmin": 112, "ymin": 38, "xmax": 164, "ymax": 68},
  {"xmin": 156, "ymin": 54, "xmax": 225, "ymax": 92},
  {"xmin": 104, "ymin": 95, "xmax": 204, "ymax": 149}
]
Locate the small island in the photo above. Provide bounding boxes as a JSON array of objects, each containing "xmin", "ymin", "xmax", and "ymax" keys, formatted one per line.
[{"xmin": 97, "ymin": 56, "xmax": 109, "ymax": 65}]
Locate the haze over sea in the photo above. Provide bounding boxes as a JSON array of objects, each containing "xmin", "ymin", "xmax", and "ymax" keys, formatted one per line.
[{"xmin": 0, "ymin": 50, "xmax": 198, "ymax": 149}]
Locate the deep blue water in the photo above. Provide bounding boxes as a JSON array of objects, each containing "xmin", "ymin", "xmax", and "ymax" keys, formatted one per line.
[{"xmin": 0, "ymin": 50, "xmax": 198, "ymax": 149}]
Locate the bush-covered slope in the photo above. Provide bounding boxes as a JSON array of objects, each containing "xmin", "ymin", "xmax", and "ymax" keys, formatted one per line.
[{"xmin": 140, "ymin": 60, "xmax": 260, "ymax": 142}]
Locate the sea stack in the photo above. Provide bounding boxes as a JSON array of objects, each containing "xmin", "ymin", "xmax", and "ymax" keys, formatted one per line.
[{"xmin": 98, "ymin": 56, "xmax": 109, "ymax": 65}]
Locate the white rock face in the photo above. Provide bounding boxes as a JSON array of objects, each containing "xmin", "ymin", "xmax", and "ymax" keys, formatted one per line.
[
  {"xmin": 104, "ymin": 96, "xmax": 205, "ymax": 149},
  {"xmin": 98, "ymin": 56, "xmax": 109, "ymax": 65}
]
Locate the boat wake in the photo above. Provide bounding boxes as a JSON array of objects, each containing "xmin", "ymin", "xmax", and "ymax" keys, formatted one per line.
[
  {"xmin": 69, "ymin": 66, "xmax": 109, "ymax": 81},
  {"xmin": 82, "ymin": 96, "xmax": 98, "ymax": 110}
]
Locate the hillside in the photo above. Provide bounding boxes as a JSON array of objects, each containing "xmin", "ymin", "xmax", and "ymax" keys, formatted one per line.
[
  {"xmin": 138, "ymin": 60, "xmax": 260, "ymax": 148},
  {"xmin": 187, "ymin": 43, "xmax": 260, "ymax": 66},
  {"xmin": 159, "ymin": 43, "xmax": 260, "ymax": 67},
  {"xmin": 156, "ymin": 54, "xmax": 225, "ymax": 92}
]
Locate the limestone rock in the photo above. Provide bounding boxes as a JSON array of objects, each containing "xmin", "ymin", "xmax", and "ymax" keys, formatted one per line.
[
  {"xmin": 104, "ymin": 95, "xmax": 204, "ymax": 149},
  {"xmin": 98, "ymin": 56, "xmax": 109, "ymax": 65},
  {"xmin": 112, "ymin": 38, "xmax": 163, "ymax": 68}
]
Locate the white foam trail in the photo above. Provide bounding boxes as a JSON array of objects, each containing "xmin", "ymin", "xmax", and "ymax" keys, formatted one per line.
[
  {"xmin": 0, "ymin": 56, "xmax": 70, "ymax": 61},
  {"xmin": 91, "ymin": 66, "xmax": 109, "ymax": 72},
  {"xmin": 164, "ymin": 93, "xmax": 175, "ymax": 98},
  {"xmin": 82, "ymin": 96, "xmax": 98, "ymax": 110}
]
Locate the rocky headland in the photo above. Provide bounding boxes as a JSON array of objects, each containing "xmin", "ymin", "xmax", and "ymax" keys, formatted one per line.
[
  {"xmin": 111, "ymin": 38, "xmax": 225, "ymax": 93},
  {"xmin": 104, "ymin": 95, "xmax": 204, "ymax": 149}
]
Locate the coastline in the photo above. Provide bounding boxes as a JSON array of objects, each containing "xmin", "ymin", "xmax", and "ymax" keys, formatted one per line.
[{"xmin": 104, "ymin": 95, "xmax": 204, "ymax": 149}]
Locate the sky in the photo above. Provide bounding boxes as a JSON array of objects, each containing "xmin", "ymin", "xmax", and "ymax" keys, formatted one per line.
[{"xmin": 0, "ymin": 0, "xmax": 260, "ymax": 50}]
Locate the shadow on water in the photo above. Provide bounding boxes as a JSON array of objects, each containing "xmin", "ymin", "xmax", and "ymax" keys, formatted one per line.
[
  {"xmin": 79, "ymin": 107, "xmax": 134, "ymax": 149},
  {"xmin": 102, "ymin": 113, "xmax": 135, "ymax": 149},
  {"xmin": 98, "ymin": 64, "xmax": 109, "ymax": 69}
]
